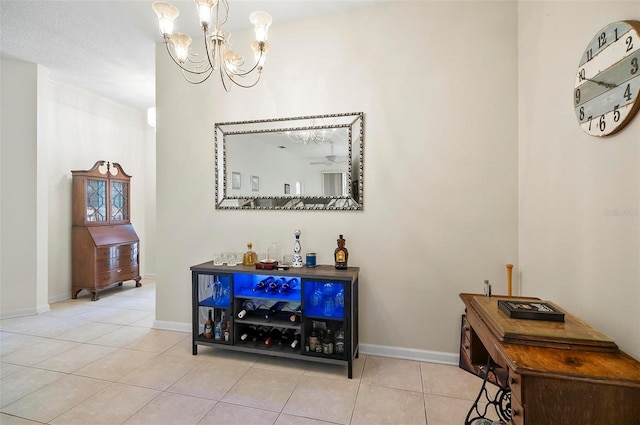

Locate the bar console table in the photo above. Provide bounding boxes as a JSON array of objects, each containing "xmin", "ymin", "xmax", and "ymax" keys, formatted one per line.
[
  {"xmin": 190, "ymin": 262, "xmax": 359, "ymax": 378},
  {"xmin": 460, "ymin": 293, "xmax": 640, "ymax": 425}
]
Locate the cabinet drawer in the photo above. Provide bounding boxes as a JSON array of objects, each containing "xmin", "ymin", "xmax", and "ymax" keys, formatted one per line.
[
  {"xmin": 508, "ymin": 369, "xmax": 523, "ymax": 402},
  {"xmin": 96, "ymin": 243, "xmax": 138, "ymax": 259},
  {"xmin": 97, "ymin": 255, "xmax": 138, "ymax": 272},
  {"xmin": 510, "ymin": 395, "xmax": 525, "ymax": 425},
  {"xmin": 96, "ymin": 266, "xmax": 138, "ymax": 286}
]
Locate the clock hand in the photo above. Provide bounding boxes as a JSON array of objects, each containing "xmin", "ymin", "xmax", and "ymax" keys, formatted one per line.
[{"xmin": 583, "ymin": 77, "xmax": 616, "ymax": 89}]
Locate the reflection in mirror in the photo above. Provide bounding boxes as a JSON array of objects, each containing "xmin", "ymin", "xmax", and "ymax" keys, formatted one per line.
[{"xmin": 215, "ymin": 112, "xmax": 364, "ymax": 210}]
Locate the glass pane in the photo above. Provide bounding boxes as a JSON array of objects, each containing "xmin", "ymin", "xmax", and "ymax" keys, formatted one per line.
[
  {"xmin": 197, "ymin": 274, "xmax": 232, "ymax": 343},
  {"xmin": 86, "ymin": 179, "xmax": 107, "ymax": 222},
  {"xmin": 304, "ymin": 281, "xmax": 344, "ymax": 320},
  {"xmin": 110, "ymin": 181, "xmax": 128, "ymax": 221}
]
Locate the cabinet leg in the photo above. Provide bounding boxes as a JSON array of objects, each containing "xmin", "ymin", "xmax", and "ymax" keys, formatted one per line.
[
  {"xmin": 135, "ymin": 277, "xmax": 142, "ymax": 288},
  {"xmin": 348, "ymin": 358, "xmax": 353, "ymax": 379},
  {"xmin": 72, "ymin": 288, "xmax": 82, "ymax": 299},
  {"xmin": 90, "ymin": 291, "xmax": 100, "ymax": 301},
  {"xmin": 193, "ymin": 343, "xmax": 198, "ymax": 355}
]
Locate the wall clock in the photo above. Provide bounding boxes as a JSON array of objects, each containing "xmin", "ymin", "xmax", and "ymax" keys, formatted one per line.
[{"xmin": 574, "ymin": 20, "xmax": 640, "ymax": 137}]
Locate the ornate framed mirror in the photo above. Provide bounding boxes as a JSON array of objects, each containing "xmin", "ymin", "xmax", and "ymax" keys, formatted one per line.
[{"xmin": 215, "ymin": 112, "xmax": 364, "ymax": 210}]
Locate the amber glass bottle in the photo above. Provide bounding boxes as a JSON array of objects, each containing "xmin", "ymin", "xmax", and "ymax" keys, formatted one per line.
[
  {"xmin": 243, "ymin": 242, "xmax": 258, "ymax": 266},
  {"xmin": 334, "ymin": 235, "xmax": 348, "ymax": 269}
]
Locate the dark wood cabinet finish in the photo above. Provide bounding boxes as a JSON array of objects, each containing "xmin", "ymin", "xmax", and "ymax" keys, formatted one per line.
[
  {"xmin": 460, "ymin": 293, "xmax": 640, "ymax": 425},
  {"xmin": 71, "ymin": 161, "xmax": 141, "ymax": 300},
  {"xmin": 190, "ymin": 262, "xmax": 359, "ymax": 378}
]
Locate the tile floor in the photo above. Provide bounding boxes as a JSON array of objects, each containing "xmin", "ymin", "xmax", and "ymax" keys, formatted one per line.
[{"xmin": 1, "ymin": 280, "xmax": 498, "ymax": 425}]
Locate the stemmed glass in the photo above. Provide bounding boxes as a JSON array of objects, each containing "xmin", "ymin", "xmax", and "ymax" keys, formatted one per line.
[{"xmin": 311, "ymin": 283, "xmax": 322, "ymax": 307}]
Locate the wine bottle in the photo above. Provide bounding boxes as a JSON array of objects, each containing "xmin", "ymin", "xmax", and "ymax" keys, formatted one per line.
[
  {"xmin": 224, "ymin": 320, "xmax": 230, "ymax": 342},
  {"xmin": 238, "ymin": 300, "xmax": 259, "ymax": 319},
  {"xmin": 309, "ymin": 322, "xmax": 319, "ymax": 352},
  {"xmin": 290, "ymin": 330, "xmax": 302, "ymax": 349},
  {"xmin": 280, "ymin": 328, "xmax": 295, "ymax": 346},
  {"xmin": 256, "ymin": 325, "xmax": 269, "ymax": 343},
  {"xmin": 240, "ymin": 325, "xmax": 258, "ymax": 342},
  {"xmin": 279, "ymin": 277, "xmax": 299, "ymax": 293},
  {"xmin": 335, "ymin": 327, "xmax": 345, "ymax": 354},
  {"xmin": 265, "ymin": 277, "xmax": 286, "ymax": 293},
  {"xmin": 204, "ymin": 309, "xmax": 213, "ymax": 339},
  {"xmin": 288, "ymin": 304, "xmax": 302, "ymax": 324},
  {"xmin": 253, "ymin": 276, "xmax": 275, "ymax": 292},
  {"xmin": 265, "ymin": 301, "xmax": 288, "ymax": 319},
  {"xmin": 264, "ymin": 327, "xmax": 282, "ymax": 346}
]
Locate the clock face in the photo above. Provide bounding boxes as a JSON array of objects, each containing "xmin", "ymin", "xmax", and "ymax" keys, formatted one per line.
[{"xmin": 574, "ymin": 20, "xmax": 640, "ymax": 137}]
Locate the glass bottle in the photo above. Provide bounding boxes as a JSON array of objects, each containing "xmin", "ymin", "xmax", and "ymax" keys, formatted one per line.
[
  {"xmin": 335, "ymin": 327, "xmax": 345, "ymax": 354},
  {"xmin": 309, "ymin": 322, "xmax": 318, "ymax": 351},
  {"xmin": 243, "ymin": 242, "xmax": 258, "ymax": 266},
  {"xmin": 292, "ymin": 229, "xmax": 303, "ymax": 268},
  {"xmin": 214, "ymin": 311, "xmax": 222, "ymax": 340},
  {"xmin": 204, "ymin": 309, "xmax": 213, "ymax": 339},
  {"xmin": 334, "ymin": 234, "xmax": 348, "ymax": 269},
  {"xmin": 253, "ymin": 276, "xmax": 275, "ymax": 292}
]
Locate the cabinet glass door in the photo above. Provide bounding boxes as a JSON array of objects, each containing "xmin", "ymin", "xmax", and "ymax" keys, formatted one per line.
[
  {"xmin": 86, "ymin": 178, "xmax": 107, "ymax": 222},
  {"xmin": 110, "ymin": 181, "xmax": 129, "ymax": 222},
  {"xmin": 197, "ymin": 274, "xmax": 232, "ymax": 344},
  {"xmin": 302, "ymin": 280, "xmax": 347, "ymax": 359}
]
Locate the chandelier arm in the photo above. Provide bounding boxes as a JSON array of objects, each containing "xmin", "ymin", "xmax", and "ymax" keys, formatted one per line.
[
  {"xmin": 217, "ymin": 0, "xmax": 230, "ymax": 29},
  {"xmin": 164, "ymin": 40, "xmax": 213, "ymax": 76},
  {"xmin": 230, "ymin": 48, "xmax": 265, "ymax": 77},
  {"xmin": 224, "ymin": 68, "xmax": 263, "ymax": 89},
  {"xmin": 181, "ymin": 67, "xmax": 215, "ymax": 84}
]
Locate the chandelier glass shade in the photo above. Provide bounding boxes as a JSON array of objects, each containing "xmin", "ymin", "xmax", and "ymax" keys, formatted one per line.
[{"xmin": 152, "ymin": 0, "xmax": 272, "ymax": 91}]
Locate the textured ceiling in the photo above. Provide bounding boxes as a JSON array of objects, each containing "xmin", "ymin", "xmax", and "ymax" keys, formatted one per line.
[{"xmin": 0, "ymin": 0, "xmax": 381, "ymax": 111}]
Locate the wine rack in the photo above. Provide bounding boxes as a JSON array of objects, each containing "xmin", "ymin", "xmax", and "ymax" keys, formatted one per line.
[{"xmin": 191, "ymin": 263, "xmax": 359, "ymax": 378}]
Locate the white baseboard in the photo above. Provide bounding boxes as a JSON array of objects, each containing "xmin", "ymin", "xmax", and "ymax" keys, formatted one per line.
[
  {"xmin": 355, "ymin": 343, "xmax": 459, "ymax": 366},
  {"xmin": 150, "ymin": 320, "xmax": 459, "ymax": 366},
  {"xmin": 152, "ymin": 320, "xmax": 190, "ymax": 333},
  {"xmin": 37, "ymin": 304, "xmax": 51, "ymax": 314},
  {"xmin": 49, "ymin": 292, "xmax": 71, "ymax": 304},
  {"xmin": 0, "ymin": 307, "xmax": 37, "ymax": 320}
]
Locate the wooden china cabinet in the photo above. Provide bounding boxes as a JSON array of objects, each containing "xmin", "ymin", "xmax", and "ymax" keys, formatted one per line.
[{"xmin": 71, "ymin": 160, "xmax": 141, "ymax": 301}]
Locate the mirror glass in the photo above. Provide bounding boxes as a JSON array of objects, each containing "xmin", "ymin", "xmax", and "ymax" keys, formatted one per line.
[{"xmin": 215, "ymin": 112, "xmax": 364, "ymax": 210}]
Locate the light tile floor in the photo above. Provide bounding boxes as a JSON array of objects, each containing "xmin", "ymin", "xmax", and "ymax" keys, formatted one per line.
[{"xmin": 0, "ymin": 280, "xmax": 498, "ymax": 425}]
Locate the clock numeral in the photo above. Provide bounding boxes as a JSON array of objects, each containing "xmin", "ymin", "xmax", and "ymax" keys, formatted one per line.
[
  {"xmin": 615, "ymin": 28, "xmax": 619, "ymax": 41},
  {"xmin": 613, "ymin": 105, "xmax": 621, "ymax": 123},
  {"xmin": 588, "ymin": 116, "xmax": 594, "ymax": 131},
  {"xmin": 575, "ymin": 88, "xmax": 581, "ymax": 105},
  {"xmin": 632, "ymin": 58, "xmax": 639, "ymax": 75},
  {"xmin": 580, "ymin": 107, "xmax": 585, "ymax": 120},
  {"xmin": 586, "ymin": 48, "xmax": 593, "ymax": 62},
  {"xmin": 626, "ymin": 36, "xmax": 634, "ymax": 53},
  {"xmin": 599, "ymin": 115, "xmax": 606, "ymax": 132},
  {"xmin": 624, "ymin": 83, "xmax": 632, "ymax": 101},
  {"xmin": 578, "ymin": 69, "xmax": 586, "ymax": 81},
  {"xmin": 598, "ymin": 32, "xmax": 607, "ymax": 48}
]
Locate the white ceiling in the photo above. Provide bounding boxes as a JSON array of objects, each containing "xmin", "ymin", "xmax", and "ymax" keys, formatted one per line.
[{"xmin": 0, "ymin": 0, "xmax": 382, "ymax": 111}]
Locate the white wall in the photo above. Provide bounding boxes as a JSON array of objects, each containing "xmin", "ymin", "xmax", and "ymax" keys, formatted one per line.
[
  {"xmin": 518, "ymin": 1, "xmax": 640, "ymax": 358},
  {"xmin": 46, "ymin": 80, "xmax": 152, "ymax": 302},
  {"xmin": 155, "ymin": 1, "xmax": 519, "ymax": 360},
  {"xmin": 1, "ymin": 56, "xmax": 155, "ymax": 315},
  {"xmin": 0, "ymin": 58, "xmax": 46, "ymax": 316}
]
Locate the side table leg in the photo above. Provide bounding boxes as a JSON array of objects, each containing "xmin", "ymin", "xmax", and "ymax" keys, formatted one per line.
[{"xmin": 464, "ymin": 359, "xmax": 511, "ymax": 425}]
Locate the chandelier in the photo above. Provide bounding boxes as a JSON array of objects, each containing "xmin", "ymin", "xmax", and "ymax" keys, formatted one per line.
[
  {"xmin": 151, "ymin": 0, "xmax": 272, "ymax": 91},
  {"xmin": 287, "ymin": 120, "xmax": 336, "ymax": 145}
]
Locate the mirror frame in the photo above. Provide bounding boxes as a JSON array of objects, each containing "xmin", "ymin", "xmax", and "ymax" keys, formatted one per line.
[{"xmin": 215, "ymin": 112, "xmax": 364, "ymax": 210}]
